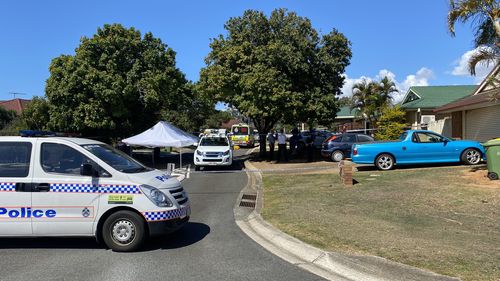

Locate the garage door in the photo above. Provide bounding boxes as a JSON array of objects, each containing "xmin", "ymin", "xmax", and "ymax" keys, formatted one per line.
[{"xmin": 465, "ymin": 104, "xmax": 500, "ymax": 142}]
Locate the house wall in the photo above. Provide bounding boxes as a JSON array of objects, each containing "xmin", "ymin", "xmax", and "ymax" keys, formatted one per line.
[
  {"xmin": 451, "ymin": 111, "xmax": 463, "ymax": 139},
  {"xmin": 464, "ymin": 104, "xmax": 500, "ymax": 141}
]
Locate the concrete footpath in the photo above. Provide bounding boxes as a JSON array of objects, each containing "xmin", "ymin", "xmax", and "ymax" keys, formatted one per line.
[{"xmin": 234, "ymin": 160, "xmax": 461, "ymax": 281}]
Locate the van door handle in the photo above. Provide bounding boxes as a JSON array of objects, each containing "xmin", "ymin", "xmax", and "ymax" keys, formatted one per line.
[{"xmin": 36, "ymin": 183, "xmax": 51, "ymax": 192}]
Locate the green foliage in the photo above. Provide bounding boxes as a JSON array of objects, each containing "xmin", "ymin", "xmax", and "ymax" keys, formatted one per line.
[
  {"xmin": 374, "ymin": 105, "xmax": 407, "ymax": 140},
  {"xmin": 448, "ymin": 0, "xmax": 500, "ymax": 75},
  {"xmin": 45, "ymin": 24, "xmax": 188, "ymax": 139},
  {"xmin": 0, "ymin": 107, "xmax": 17, "ymax": 130},
  {"xmin": 199, "ymin": 9, "xmax": 352, "ymax": 135},
  {"xmin": 161, "ymin": 83, "xmax": 216, "ymax": 133},
  {"xmin": 203, "ymin": 110, "xmax": 232, "ymax": 129},
  {"xmin": 351, "ymin": 76, "xmax": 398, "ymax": 123},
  {"xmin": 22, "ymin": 97, "xmax": 50, "ymax": 130}
]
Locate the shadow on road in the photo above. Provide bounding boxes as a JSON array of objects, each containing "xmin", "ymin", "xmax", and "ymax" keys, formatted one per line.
[
  {"xmin": 0, "ymin": 222, "xmax": 210, "ymax": 251},
  {"xmin": 147, "ymin": 222, "xmax": 211, "ymax": 250}
]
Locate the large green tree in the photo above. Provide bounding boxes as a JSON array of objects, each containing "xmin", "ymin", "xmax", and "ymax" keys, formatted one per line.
[
  {"xmin": 0, "ymin": 107, "xmax": 16, "ymax": 130},
  {"xmin": 46, "ymin": 24, "xmax": 189, "ymax": 139},
  {"xmin": 22, "ymin": 96, "xmax": 50, "ymax": 130},
  {"xmin": 199, "ymin": 9, "xmax": 351, "ymax": 153}
]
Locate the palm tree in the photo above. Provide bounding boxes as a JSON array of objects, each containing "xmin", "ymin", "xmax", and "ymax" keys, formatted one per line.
[
  {"xmin": 375, "ymin": 76, "xmax": 398, "ymax": 108},
  {"xmin": 448, "ymin": 0, "xmax": 500, "ymax": 75},
  {"xmin": 351, "ymin": 79, "xmax": 376, "ymax": 122},
  {"xmin": 350, "ymin": 76, "xmax": 398, "ymax": 123}
]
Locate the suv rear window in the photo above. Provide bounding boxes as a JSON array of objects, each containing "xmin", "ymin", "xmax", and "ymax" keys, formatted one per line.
[{"xmin": 0, "ymin": 142, "xmax": 32, "ymax": 177}]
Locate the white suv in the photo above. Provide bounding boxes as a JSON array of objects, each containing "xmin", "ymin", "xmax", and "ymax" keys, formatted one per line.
[{"xmin": 194, "ymin": 135, "xmax": 235, "ymax": 170}]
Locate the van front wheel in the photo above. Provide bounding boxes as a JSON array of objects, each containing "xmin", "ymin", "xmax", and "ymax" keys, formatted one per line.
[{"xmin": 102, "ymin": 211, "xmax": 146, "ymax": 252}]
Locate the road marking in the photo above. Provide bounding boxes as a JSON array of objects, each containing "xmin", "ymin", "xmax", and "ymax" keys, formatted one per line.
[{"xmin": 186, "ymin": 164, "xmax": 191, "ymax": 179}]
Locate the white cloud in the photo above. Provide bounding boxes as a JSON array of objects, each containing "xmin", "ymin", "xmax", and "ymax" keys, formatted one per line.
[
  {"xmin": 451, "ymin": 47, "xmax": 495, "ymax": 83},
  {"xmin": 341, "ymin": 67, "xmax": 435, "ymax": 103}
]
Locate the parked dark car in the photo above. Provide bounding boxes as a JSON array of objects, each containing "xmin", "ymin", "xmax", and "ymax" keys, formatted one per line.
[
  {"xmin": 298, "ymin": 130, "xmax": 334, "ymax": 151},
  {"xmin": 321, "ymin": 133, "xmax": 374, "ymax": 162}
]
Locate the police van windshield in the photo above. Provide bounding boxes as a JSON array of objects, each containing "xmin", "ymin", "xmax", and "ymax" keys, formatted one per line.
[
  {"xmin": 200, "ymin": 137, "xmax": 229, "ymax": 146},
  {"xmin": 82, "ymin": 144, "xmax": 151, "ymax": 173}
]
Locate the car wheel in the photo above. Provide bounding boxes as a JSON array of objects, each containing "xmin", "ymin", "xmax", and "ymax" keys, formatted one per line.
[
  {"xmin": 488, "ymin": 172, "xmax": 499, "ymax": 180},
  {"xmin": 102, "ymin": 211, "xmax": 146, "ymax": 252},
  {"xmin": 461, "ymin": 148, "xmax": 481, "ymax": 165},
  {"xmin": 194, "ymin": 165, "xmax": 200, "ymax": 171},
  {"xmin": 375, "ymin": 154, "xmax": 395, "ymax": 170},
  {"xmin": 330, "ymin": 150, "xmax": 344, "ymax": 162}
]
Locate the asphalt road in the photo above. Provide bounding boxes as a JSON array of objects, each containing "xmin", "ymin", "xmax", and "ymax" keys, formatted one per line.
[{"xmin": 0, "ymin": 149, "xmax": 323, "ymax": 281}]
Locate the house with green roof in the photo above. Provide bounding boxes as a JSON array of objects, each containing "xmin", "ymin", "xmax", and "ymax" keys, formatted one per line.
[
  {"xmin": 333, "ymin": 106, "xmax": 364, "ymax": 132},
  {"xmin": 434, "ymin": 65, "xmax": 500, "ymax": 142},
  {"xmin": 400, "ymin": 85, "xmax": 476, "ymax": 136}
]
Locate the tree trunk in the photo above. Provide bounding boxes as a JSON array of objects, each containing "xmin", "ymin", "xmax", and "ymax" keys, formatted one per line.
[{"xmin": 259, "ymin": 134, "xmax": 267, "ymax": 157}]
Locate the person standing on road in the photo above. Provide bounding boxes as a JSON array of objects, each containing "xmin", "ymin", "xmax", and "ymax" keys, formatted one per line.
[
  {"xmin": 267, "ymin": 131, "xmax": 276, "ymax": 161},
  {"xmin": 277, "ymin": 129, "xmax": 288, "ymax": 162},
  {"xmin": 306, "ymin": 128, "xmax": 316, "ymax": 162}
]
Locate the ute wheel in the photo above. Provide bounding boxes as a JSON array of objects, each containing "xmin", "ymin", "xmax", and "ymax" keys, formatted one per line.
[
  {"xmin": 461, "ymin": 148, "xmax": 481, "ymax": 165},
  {"xmin": 375, "ymin": 154, "xmax": 395, "ymax": 170},
  {"xmin": 102, "ymin": 211, "xmax": 146, "ymax": 252},
  {"xmin": 331, "ymin": 150, "xmax": 344, "ymax": 162},
  {"xmin": 195, "ymin": 165, "xmax": 200, "ymax": 171},
  {"xmin": 488, "ymin": 172, "xmax": 499, "ymax": 180}
]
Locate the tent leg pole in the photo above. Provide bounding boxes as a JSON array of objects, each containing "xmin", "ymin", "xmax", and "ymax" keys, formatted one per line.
[{"xmin": 180, "ymin": 148, "xmax": 182, "ymax": 170}]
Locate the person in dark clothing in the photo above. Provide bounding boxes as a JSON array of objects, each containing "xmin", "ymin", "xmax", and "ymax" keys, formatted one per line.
[
  {"xmin": 306, "ymin": 129, "xmax": 316, "ymax": 162},
  {"xmin": 267, "ymin": 131, "xmax": 276, "ymax": 161},
  {"xmin": 290, "ymin": 127, "xmax": 300, "ymax": 157}
]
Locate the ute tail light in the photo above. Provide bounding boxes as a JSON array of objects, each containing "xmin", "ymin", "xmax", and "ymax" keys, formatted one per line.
[{"xmin": 353, "ymin": 146, "xmax": 358, "ymax": 156}]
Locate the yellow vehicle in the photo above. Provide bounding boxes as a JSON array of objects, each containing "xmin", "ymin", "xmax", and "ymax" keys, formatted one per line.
[{"xmin": 230, "ymin": 123, "xmax": 255, "ymax": 147}]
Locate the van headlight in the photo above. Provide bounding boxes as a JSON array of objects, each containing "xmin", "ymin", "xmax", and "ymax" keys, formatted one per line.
[
  {"xmin": 140, "ymin": 185, "xmax": 173, "ymax": 207},
  {"xmin": 196, "ymin": 150, "xmax": 202, "ymax": 156}
]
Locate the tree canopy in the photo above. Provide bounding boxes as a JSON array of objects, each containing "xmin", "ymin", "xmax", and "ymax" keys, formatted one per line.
[
  {"xmin": 0, "ymin": 107, "xmax": 16, "ymax": 130},
  {"xmin": 448, "ymin": 0, "xmax": 500, "ymax": 75},
  {"xmin": 45, "ymin": 24, "xmax": 190, "ymax": 139},
  {"xmin": 199, "ymin": 9, "xmax": 352, "ymax": 138}
]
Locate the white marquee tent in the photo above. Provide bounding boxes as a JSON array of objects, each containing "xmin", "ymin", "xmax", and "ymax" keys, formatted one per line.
[{"xmin": 122, "ymin": 121, "xmax": 199, "ymax": 169}]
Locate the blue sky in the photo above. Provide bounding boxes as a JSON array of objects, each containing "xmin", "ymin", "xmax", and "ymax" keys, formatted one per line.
[{"xmin": 0, "ymin": 0, "xmax": 490, "ymax": 102}]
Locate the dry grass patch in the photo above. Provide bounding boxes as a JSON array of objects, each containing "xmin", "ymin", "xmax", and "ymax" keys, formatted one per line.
[{"xmin": 261, "ymin": 166, "xmax": 500, "ymax": 281}]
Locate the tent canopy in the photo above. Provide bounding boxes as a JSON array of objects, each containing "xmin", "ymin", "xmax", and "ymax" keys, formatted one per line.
[{"xmin": 122, "ymin": 121, "xmax": 198, "ymax": 148}]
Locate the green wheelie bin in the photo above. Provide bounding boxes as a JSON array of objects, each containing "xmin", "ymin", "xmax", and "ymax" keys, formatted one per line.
[{"xmin": 483, "ymin": 138, "xmax": 500, "ymax": 180}]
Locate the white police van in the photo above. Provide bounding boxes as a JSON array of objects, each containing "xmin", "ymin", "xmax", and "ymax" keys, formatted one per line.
[{"xmin": 0, "ymin": 133, "xmax": 190, "ymax": 251}]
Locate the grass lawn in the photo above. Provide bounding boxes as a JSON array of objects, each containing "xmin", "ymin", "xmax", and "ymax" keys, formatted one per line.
[{"xmin": 261, "ymin": 166, "xmax": 500, "ymax": 281}]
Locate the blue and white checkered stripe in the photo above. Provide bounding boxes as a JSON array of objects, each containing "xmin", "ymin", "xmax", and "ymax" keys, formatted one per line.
[
  {"xmin": 49, "ymin": 183, "xmax": 140, "ymax": 194},
  {"xmin": 0, "ymin": 182, "xmax": 15, "ymax": 192},
  {"xmin": 143, "ymin": 205, "xmax": 190, "ymax": 222}
]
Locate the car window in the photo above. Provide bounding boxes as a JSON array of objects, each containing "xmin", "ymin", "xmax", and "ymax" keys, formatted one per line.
[
  {"xmin": 400, "ymin": 132, "xmax": 408, "ymax": 141},
  {"xmin": 342, "ymin": 134, "xmax": 357, "ymax": 143},
  {"xmin": 41, "ymin": 143, "xmax": 110, "ymax": 177},
  {"xmin": 200, "ymin": 137, "xmax": 229, "ymax": 146},
  {"xmin": 415, "ymin": 132, "xmax": 445, "ymax": 143},
  {"xmin": 0, "ymin": 142, "xmax": 32, "ymax": 178},
  {"xmin": 330, "ymin": 135, "xmax": 342, "ymax": 142},
  {"xmin": 357, "ymin": 135, "xmax": 373, "ymax": 142},
  {"xmin": 83, "ymin": 144, "xmax": 147, "ymax": 174}
]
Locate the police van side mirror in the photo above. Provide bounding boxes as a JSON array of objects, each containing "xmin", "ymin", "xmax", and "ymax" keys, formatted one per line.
[{"xmin": 80, "ymin": 163, "xmax": 95, "ymax": 177}]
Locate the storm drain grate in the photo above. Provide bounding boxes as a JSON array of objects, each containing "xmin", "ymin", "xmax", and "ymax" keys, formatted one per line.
[
  {"xmin": 239, "ymin": 201, "xmax": 256, "ymax": 208},
  {"xmin": 242, "ymin": 194, "xmax": 257, "ymax": 201}
]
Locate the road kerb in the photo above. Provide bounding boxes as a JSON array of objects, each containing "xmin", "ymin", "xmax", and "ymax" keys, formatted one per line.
[{"xmin": 235, "ymin": 159, "xmax": 461, "ymax": 281}]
